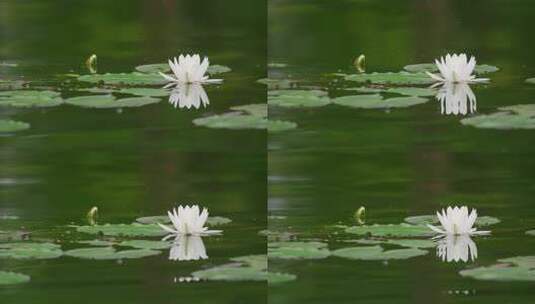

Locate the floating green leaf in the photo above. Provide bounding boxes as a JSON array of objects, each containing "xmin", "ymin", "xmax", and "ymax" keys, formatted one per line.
[
  {"xmin": 230, "ymin": 104, "xmax": 267, "ymax": 117},
  {"xmin": 333, "ymin": 95, "xmax": 427, "ymax": 109},
  {"xmin": 459, "ymin": 264, "xmax": 535, "ymax": 281},
  {"xmin": 404, "ymin": 63, "xmax": 499, "ymax": 74},
  {"xmin": 0, "ymin": 242, "xmax": 62, "ymax": 259},
  {"xmin": 78, "ymin": 240, "xmax": 116, "ymax": 247},
  {"xmin": 332, "ymin": 245, "xmax": 428, "ymax": 260},
  {"xmin": 387, "ymin": 87, "xmax": 435, "ymax": 97},
  {"xmin": 461, "ymin": 112, "xmax": 535, "ymax": 130},
  {"xmin": 345, "ymin": 72, "xmax": 434, "ymax": 85},
  {"xmin": 385, "ymin": 239, "xmax": 435, "ymax": 249},
  {"xmin": 268, "ymin": 120, "xmax": 297, "ymax": 133},
  {"xmin": 135, "ymin": 215, "xmax": 232, "ymax": 226},
  {"xmin": 65, "ymin": 247, "xmax": 160, "ymax": 260},
  {"xmin": 193, "ymin": 265, "xmax": 267, "ymax": 282},
  {"xmin": 231, "ymin": 255, "xmax": 267, "ymax": 270},
  {"xmin": 269, "ymin": 241, "xmax": 330, "ymax": 260},
  {"xmin": 404, "ymin": 215, "xmax": 500, "ymax": 227},
  {"xmin": 193, "ymin": 112, "xmax": 267, "ymax": 130},
  {"xmin": 499, "ymin": 256, "xmax": 535, "ymax": 268},
  {"xmin": 66, "ymin": 95, "xmax": 159, "ymax": 109},
  {"xmin": 119, "ymin": 88, "xmax": 169, "ymax": 97},
  {"xmin": 78, "ymin": 72, "xmax": 167, "ymax": 85},
  {"xmin": 257, "ymin": 78, "xmax": 296, "ymax": 90},
  {"xmin": 345, "ymin": 223, "xmax": 432, "ymax": 237},
  {"xmin": 0, "ymin": 120, "xmax": 30, "ymax": 132},
  {"xmin": 135, "ymin": 63, "xmax": 170, "ymax": 74},
  {"xmin": 76, "ymin": 223, "xmax": 166, "ymax": 237},
  {"xmin": 207, "ymin": 65, "xmax": 231, "ymax": 75},
  {"xmin": 268, "ymin": 90, "xmax": 330, "ymax": 108},
  {"xmin": 206, "ymin": 216, "xmax": 233, "ymax": 226},
  {"xmin": 119, "ymin": 240, "xmax": 171, "ymax": 250},
  {"xmin": 499, "ymin": 104, "xmax": 535, "ymax": 116},
  {"xmin": 0, "ymin": 90, "xmax": 63, "ymax": 107},
  {"xmin": 269, "ymin": 272, "xmax": 297, "ymax": 284},
  {"xmin": 0, "ymin": 271, "xmax": 30, "ymax": 285}
]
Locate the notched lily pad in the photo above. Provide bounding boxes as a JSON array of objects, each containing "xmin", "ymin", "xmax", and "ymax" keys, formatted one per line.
[
  {"xmin": 460, "ymin": 264, "xmax": 535, "ymax": 281},
  {"xmin": 0, "ymin": 271, "xmax": 30, "ymax": 285},
  {"xmin": 0, "ymin": 90, "xmax": 63, "ymax": 107},
  {"xmin": 404, "ymin": 63, "xmax": 499, "ymax": 74},
  {"xmin": 76, "ymin": 223, "xmax": 166, "ymax": 237},
  {"xmin": 66, "ymin": 95, "xmax": 159, "ymax": 108},
  {"xmin": 269, "ymin": 272, "xmax": 297, "ymax": 284},
  {"xmin": 78, "ymin": 72, "xmax": 167, "ymax": 86},
  {"xmin": 345, "ymin": 72, "xmax": 434, "ymax": 85},
  {"xmin": 268, "ymin": 241, "xmax": 330, "ymax": 260},
  {"xmin": 333, "ymin": 95, "xmax": 427, "ymax": 109},
  {"xmin": 461, "ymin": 112, "xmax": 535, "ymax": 130},
  {"xmin": 230, "ymin": 104, "xmax": 267, "ymax": 117},
  {"xmin": 332, "ymin": 245, "xmax": 428, "ymax": 260},
  {"xmin": 65, "ymin": 247, "xmax": 160, "ymax": 260},
  {"xmin": 404, "ymin": 215, "xmax": 500, "ymax": 226},
  {"xmin": 0, "ymin": 242, "xmax": 62, "ymax": 259},
  {"xmin": 0, "ymin": 120, "xmax": 30, "ymax": 132},
  {"xmin": 345, "ymin": 223, "xmax": 432, "ymax": 237}
]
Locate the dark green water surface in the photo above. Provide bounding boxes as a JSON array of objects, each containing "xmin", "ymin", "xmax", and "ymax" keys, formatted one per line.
[
  {"xmin": 1, "ymin": 1, "xmax": 266, "ymax": 303},
  {"xmin": 269, "ymin": 0, "xmax": 535, "ymax": 303}
]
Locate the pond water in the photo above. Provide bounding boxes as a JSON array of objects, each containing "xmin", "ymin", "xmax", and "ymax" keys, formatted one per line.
[
  {"xmin": 0, "ymin": 1, "xmax": 266, "ymax": 303},
  {"xmin": 268, "ymin": 0, "xmax": 535, "ymax": 303}
]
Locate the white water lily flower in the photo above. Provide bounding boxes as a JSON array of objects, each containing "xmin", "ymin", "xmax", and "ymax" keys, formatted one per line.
[
  {"xmin": 168, "ymin": 83, "xmax": 209, "ymax": 109},
  {"xmin": 159, "ymin": 54, "xmax": 222, "ymax": 84},
  {"xmin": 436, "ymin": 82, "xmax": 476, "ymax": 115},
  {"xmin": 427, "ymin": 53, "xmax": 489, "ymax": 83},
  {"xmin": 168, "ymin": 235, "xmax": 208, "ymax": 261},
  {"xmin": 436, "ymin": 234, "xmax": 478, "ymax": 262},
  {"xmin": 427, "ymin": 206, "xmax": 490, "ymax": 236},
  {"xmin": 158, "ymin": 205, "xmax": 222, "ymax": 236}
]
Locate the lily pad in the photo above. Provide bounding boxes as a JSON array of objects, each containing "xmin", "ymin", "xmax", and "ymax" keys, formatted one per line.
[
  {"xmin": 135, "ymin": 215, "xmax": 232, "ymax": 226},
  {"xmin": 404, "ymin": 215, "xmax": 500, "ymax": 227},
  {"xmin": 0, "ymin": 242, "xmax": 62, "ymax": 259},
  {"xmin": 345, "ymin": 223, "xmax": 432, "ymax": 237},
  {"xmin": 0, "ymin": 271, "xmax": 30, "ymax": 285},
  {"xmin": 269, "ymin": 272, "xmax": 297, "ymax": 284},
  {"xmin": 230, "ymin": 104, "xmax": 267, "ymax": 117},
  {"xmin": 193, "ymin": 112, "xmax": 267, "ymax": 130},
  {"xmin": 387, "ymin": 87, "xmax": 435, "ymax": 97},
  {"xmin": 499, "ymin": 104, "xmax": 535, "ymax": 116},
  {"xmin": 78, "ymin": 240, "xmax": 116, "ymax": 247},
  {"xmin": 65, "ymin": 247, "xmax": 160, "ymax": 260},
  {"xmin": 404, "ymin": 63, "xmax": 499, "ymax": 74},
  {"xmin": 385, "ymin": 239, "xmax": 435, "ymax": 249},
  {"xmin": 268, "ymin": 120, "xmax": 297, "ymax": 133},
  {"xmin": 0, "ymin": 120, "xmax": 30, "ymax": 133},
  {"xmin": 526, "ymin": 230, "xmax": 535, "ymax": 236},
  {"xmin": 207, "ymin": 65, "xmax": 231, "ymax": 75},
  {"xmin": 332, "ymin": 245, "xmax": 428, "ymax": 260},
  {"xmin": 0, "ymin": 90, "xmax": 63, "ymax": 107},
  {"xmin": 257, "ymin": 78, "xmax": 296, "ymax": 90},
  {"xmin": 119, "ymin": 88, "xmax": 169, "ymax": 97},
  {"xmin": 78, "ymin": 72, "xmax": 167, "ymax": 86},
  {"xmin": 66, "ymin": 95, "xmax": 159, "ymax": 108},
  {"xmin": 499, "ymin": 256, "xmax": 535, "ymax": 268},
  {"xmin": 231, "ymin": 255, "xmax": 267, "ymax": 270},
  {"xmin": 268, "ymin": 90, "xmax": 330, "ymax": 108},
  {"xmin": 459, "ymin": 264, "xmax": 535, "ymax": 281},
  {"xmin": 461, "ymin": 112, "xmax": 535, "ymax": 130},
  {"xmin": 333, "ymin": 95, "xmax": 427, "ymax": 109},
  {"xmin": 192, "ymin": 265, "xmax": 267, "ymax": 282},
  {"xmin": 345, "ymin": 72, "xmax": 434, "ymax": 85},
  {"xmin": 268, "ymin": 241, "xmax": 330, "ymax": 260},
  {"xmin": 119, "ymin": 240, "xmax": 171, "ymax": 250},
  {"xmin": 135, "ymin": 63, "xmax": 170, "ymax": 74},
  {"xmin": 76, "ymin": 223, "xmax": 166, "ymax": 237}
]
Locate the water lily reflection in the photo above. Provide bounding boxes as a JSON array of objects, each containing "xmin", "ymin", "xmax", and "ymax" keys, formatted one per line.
[
  {"xmin": 436, "ymin": 234, "xmax": 478, "ymax": 263},
  {"xmin": 168, "ymin": 235, "xmax": 208, "ymax": 261},
  {"xmin": 436, "ymin": 82, "xmax": 477, "ymax": 116},
  {"xmin": 167, "ymin": 83, "xmax": 209, "ymax": 110}
]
